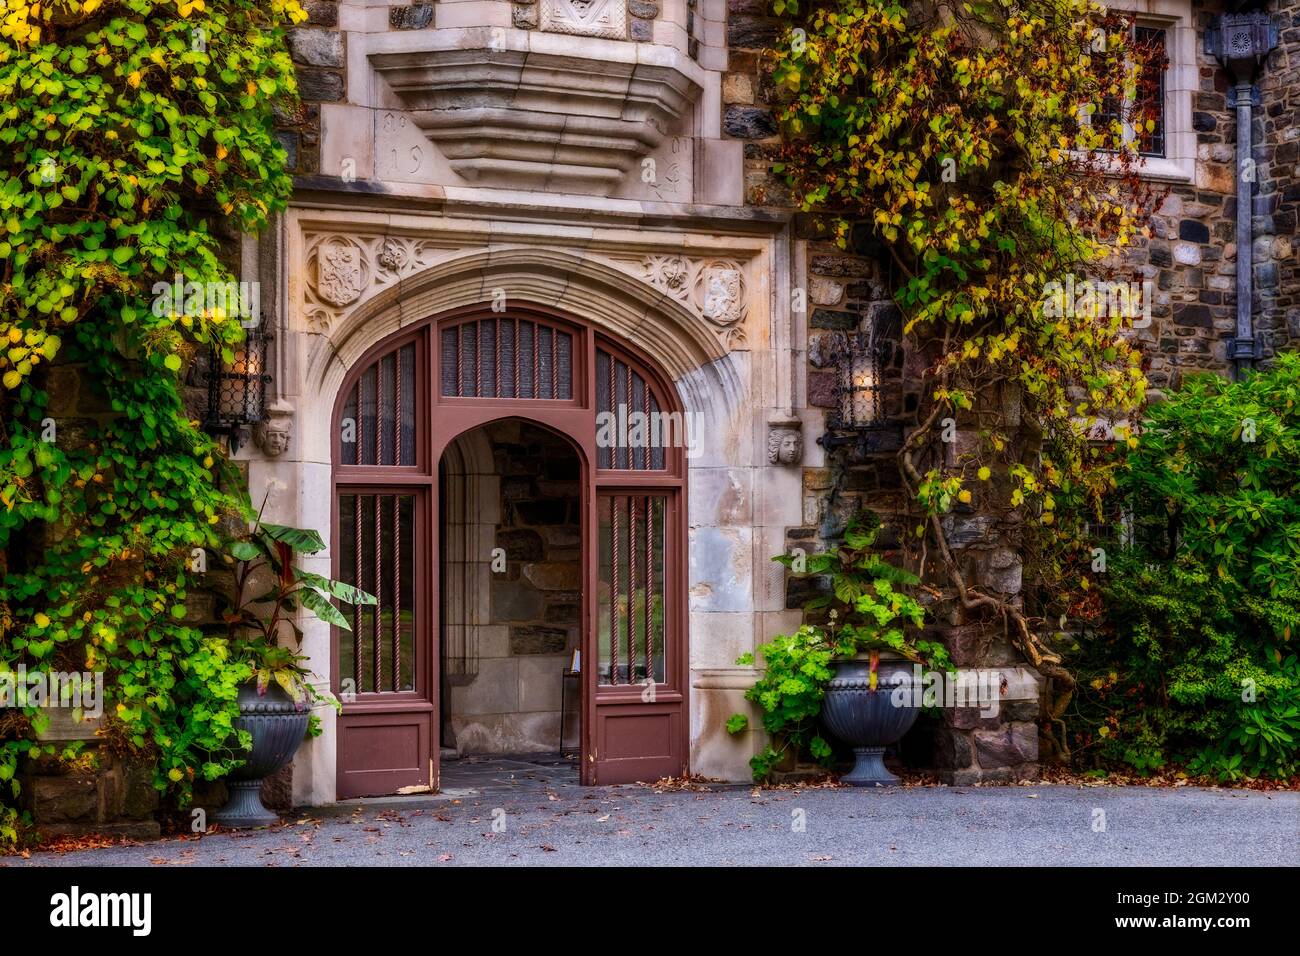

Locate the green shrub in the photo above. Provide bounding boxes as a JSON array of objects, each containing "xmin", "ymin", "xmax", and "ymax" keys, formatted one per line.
[
  {"xmin": 727, "ymin": 514, "xmax": 949, "ymax": 780},
  {"xmin": 1072, "ymin": 354, "xmax": 1300, "ymax": 780}
]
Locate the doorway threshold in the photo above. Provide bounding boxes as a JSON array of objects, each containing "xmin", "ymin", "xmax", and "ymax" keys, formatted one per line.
[
  {"xmin": 440, "ymin": 752, "xmax": 581, "ymax": 794},
  {"xmin": 314, "ymin": 753, "xmax": 582, "ymax": 817}
]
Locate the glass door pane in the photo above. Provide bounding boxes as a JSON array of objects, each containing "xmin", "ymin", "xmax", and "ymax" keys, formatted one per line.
[
  {"xmin": 597, "ymin": 494, "xmax": 667, "ymax": 686},
  {"xmin": 338, "ymin": 492, "xmax": 417, "ymax": 693}
]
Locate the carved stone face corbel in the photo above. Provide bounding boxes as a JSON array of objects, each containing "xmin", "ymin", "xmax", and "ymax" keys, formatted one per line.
[
  {"xmin": 767, "ymin": 419, "xmax": 803, "ymax": 466},
  {"xmin": 253, "ymin": 400, "xmax": 294, "ymax": 458}
]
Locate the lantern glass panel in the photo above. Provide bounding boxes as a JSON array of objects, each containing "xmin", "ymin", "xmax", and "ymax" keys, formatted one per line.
[
  {"xmin": 835, "ymin": 330, "xmax": 882, "ymax": 430},
  {"xmin": 207, "ymin": 321, "xmax": 270, "ymax": 432}
]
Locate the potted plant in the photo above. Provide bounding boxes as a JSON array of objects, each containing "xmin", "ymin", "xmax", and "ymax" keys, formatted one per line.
[
  {"xmin": 214, "ymin": 517, "xmax": 375, "ymax": 827},
  {"xmin": 727, "ymin": 513, "xmax": 950, "ymax": 785}
]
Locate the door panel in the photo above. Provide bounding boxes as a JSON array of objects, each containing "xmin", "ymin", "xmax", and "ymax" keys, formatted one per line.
[
  {"xmin": 590, "ymin": 492, "xmax": 684, "ymax": 783},
  {"xmin": 335, "ymin": 489, "xmax": 434, "ymax": 799},
  {"xmin": 337, "ymin": 710, "xmax": 432, "ymax": 799}
]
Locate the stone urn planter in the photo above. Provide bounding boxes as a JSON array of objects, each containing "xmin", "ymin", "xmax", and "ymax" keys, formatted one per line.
[
  {"xmin": 214, "ymin": 682, "xmax": 310, "ymax": 828},
  {"xmin": 820, "ymin": 656, "xmax": 920, "ymax": 787}
]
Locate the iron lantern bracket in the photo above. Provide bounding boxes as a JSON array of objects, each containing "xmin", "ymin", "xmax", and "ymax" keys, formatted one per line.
[{"xmin": 817, "ymin": 424, "xmax": 905, "ymax": 456}]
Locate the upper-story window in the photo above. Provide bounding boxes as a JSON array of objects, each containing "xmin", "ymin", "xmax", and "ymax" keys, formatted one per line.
[
  {"xmin": 1087, "ymin": 2, "xmax": 1194, "ymax": 182},
  {"xmin": 1095, "ymin": 25, "xmax": 1169, "ymax": 158}
]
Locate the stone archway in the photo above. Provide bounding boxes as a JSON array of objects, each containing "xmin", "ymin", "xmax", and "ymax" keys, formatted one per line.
[
  {"xmin": 326, "ymin": 304, "xmax": 697, "ymax": 794},
  {"xmin": 259, "ymin": 230, "xmax": 804, "ymax": 805}
]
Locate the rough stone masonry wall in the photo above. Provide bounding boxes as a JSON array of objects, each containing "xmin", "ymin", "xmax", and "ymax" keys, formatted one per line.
[
  {"xmin": 724, "ymin": 2, "xmax": 1130, "ymax": 783},
  {"xmin": 721, "ymin": 0, "xmax": 1299, "ymax": 780},
  {"xmin": 445, "ymin": 421, "xmax": 581, "ymax": 755},
  {"xmin": 1257, "ymin": 0, "xmax": 1300, "ymax": 353},
  {"xmin": 275, "ymin": 1, "xmax": 343, "ymax": 175},
  {"xmin": 1118, "ymin": 0, "xmax": 1298, "ymax": 393}
]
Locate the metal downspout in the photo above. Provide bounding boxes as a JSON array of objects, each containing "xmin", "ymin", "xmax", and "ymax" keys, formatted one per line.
[
  {"xmin": 1233, "ymin": 80, "xmax": 1256, "ymax": 381},
  {"xmin": 1206, "ymin": 11, "xmax": 1279, "ymax": 380}
]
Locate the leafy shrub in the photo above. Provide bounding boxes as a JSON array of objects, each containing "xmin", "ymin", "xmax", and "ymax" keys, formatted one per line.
[
  {"xmin": 727, "ymin": 514, "xmax": 949, "ymax": 780},
  {"xmin": 1072, "ymin": 355, "xmax": 1300, "ymax": 780}
]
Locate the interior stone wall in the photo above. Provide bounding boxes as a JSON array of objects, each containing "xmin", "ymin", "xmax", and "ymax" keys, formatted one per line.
[{"xmin": 443, "ymin": 420, "xmax": 581, "ymax": 755}]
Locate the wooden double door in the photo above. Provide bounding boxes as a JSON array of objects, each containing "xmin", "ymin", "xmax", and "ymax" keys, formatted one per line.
[{"xmin": 331, "ymin": 306, "xmax": 688, "ymax": 797}]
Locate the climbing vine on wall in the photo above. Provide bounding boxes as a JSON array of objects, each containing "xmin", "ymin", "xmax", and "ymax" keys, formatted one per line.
[
  {"xmin": 0, "ymin": 0, "xmax": 306, "ymax": 841},
  {"xmin": 771, "ymin": 0, "xmax": 1164, "ymax": 756}
]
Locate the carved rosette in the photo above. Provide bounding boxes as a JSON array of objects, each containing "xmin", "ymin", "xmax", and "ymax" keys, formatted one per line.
[
  {"xmin": 633, "ymin": 254, "xmax": 751, "ymax": 348},
  {"xmin": 302, "ymin": 234, "xmax": 447, "ymax": 332}
]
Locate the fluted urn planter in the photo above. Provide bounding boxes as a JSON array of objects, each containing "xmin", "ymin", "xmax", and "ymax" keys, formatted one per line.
[
  {"xmin": 214, "ymin": 682, "xmax": 309, "ymax": 828},
  {"xmin": 820, "ymin": 657, "xmax": 920, "ymax": 787}
]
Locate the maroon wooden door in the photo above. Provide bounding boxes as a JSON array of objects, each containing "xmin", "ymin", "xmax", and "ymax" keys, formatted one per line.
[
  {"xmin": 333, "ymin": 333, "xmax": 435, "ymax": 799},
  {"xmin": 586, "ymin": 341, "xmax": 687, "ymax": 784},
  {"xmin": 333, "ymin": 306, "xmax": 687, "ymax": 796}
]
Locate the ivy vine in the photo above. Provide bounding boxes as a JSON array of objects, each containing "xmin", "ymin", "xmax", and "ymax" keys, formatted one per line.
[
  {"xmin": 0, "ymin": 0, "xmax": 306, "ymax": 842},
  {"xmin": 770, "ymin": 0, "xmax": 1163, "ymax": 758}
]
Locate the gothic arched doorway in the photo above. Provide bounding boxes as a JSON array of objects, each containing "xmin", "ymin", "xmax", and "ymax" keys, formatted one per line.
[{"xmin": 331, "ymin": 305, "xmax": 688, "ymax": 797}]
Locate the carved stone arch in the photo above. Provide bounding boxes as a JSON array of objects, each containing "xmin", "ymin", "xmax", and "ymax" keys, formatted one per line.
[
  {"xmin": 301, "ymin": 247, "xmax": 745, "ymax": 464},
  {"xmin": 328, "ymin": 301, "xmax": 694, "ymax": 794}
]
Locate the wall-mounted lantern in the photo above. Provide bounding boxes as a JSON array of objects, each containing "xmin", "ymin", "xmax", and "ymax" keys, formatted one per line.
[
  {"xmin": 819, "ymin": 315, "xmax": 904, "ymax": 455},
  {"xmin": 205, "ymin": 317, "xmax": 272, "ymax": 452}
]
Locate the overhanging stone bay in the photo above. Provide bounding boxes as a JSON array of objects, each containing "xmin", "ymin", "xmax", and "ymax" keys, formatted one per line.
[{"xmin": 368, "ymin": 29, "xmax": 704, "ymax": 194}]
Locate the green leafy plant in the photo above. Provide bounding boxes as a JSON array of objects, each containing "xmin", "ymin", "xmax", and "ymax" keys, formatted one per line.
[
  {"xmin": 223, "ymin": 515, "xmax": 376, "ymax": 716},
  {"xmin": 1073, "ymin": 356, "xmax": 1300, "ymax": 781},
  {"xmin": 727, "ymin": 513, "xmax": 949, "ymax": 779},
  {"xmin": 1191, "ymin": 655, "xmax": 1300, "ymax": 781}
]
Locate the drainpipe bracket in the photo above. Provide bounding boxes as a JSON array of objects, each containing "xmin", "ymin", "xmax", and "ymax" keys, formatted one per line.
[
  {"xmin": 1227, "ymin": 85, "xmax": 1262, "ymax": 109},
  {"xmin": 1205, "ymin": 13, "xmax": 1279, "ymax": 81},
  {"xmin": 1228, "ymin": 335, "xmax": 1261, "ymax": 362}
]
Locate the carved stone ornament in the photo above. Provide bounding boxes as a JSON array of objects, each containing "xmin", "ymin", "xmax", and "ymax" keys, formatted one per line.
[
  {"xmin": 303, "ymin": 233, "xmax": 448, "ymax": 332},
  {"xmin": 254, "ymin": 401, "xmax": 294, "ymax": 458},
  {"xmin": 540, "ymin": 0, "xmax": 628, "ymax": 39},
  {"xmin": 633, "ymin": 254, "xmax": 750, "ymax": 348},
  {"xmin": 767, "ymin": 420, "xmax": 803, "ymax": 466},
  {"xmin": 316, "ymin": 237, "xmax": 365, "ymax": 307},
  {"xmin": 697, "ymin": 264, "xmax": 744, "ymax": 327}
]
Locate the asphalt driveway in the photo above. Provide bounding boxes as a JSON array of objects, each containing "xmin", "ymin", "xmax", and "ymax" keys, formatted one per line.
[{"xmin": 11, "ymin": 779, "xmax": 1298, "ymax": 867}]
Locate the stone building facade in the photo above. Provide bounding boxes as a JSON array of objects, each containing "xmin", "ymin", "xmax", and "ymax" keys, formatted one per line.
[
  {"xmin": 208, "ymin": 0, "xmax": 1299, "ymax": 804},
  {"xmin": 718, "ymin": 0, "xmax": 1299, "ymax": 783}
]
